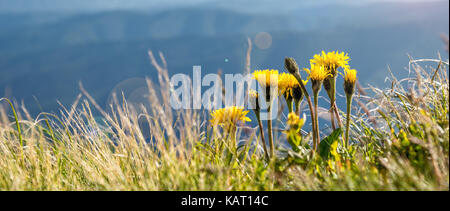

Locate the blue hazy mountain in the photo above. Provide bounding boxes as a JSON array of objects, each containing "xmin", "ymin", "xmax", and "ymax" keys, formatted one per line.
[{"xmin": 0, "ymin": 1, "xmax": 448, "ymax": 114}]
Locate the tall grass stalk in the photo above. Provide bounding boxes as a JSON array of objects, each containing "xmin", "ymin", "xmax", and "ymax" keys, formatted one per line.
[{"xmin": 0, "ymin": 98, "xmax": 24, "ymax": 162}]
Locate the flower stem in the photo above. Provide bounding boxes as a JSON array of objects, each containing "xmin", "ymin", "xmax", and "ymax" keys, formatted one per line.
[
  {"xmin": 283, "ymin": 58, "xmax": 316, "ymax": 150},
  {"xmin": 330, "ymin": 106, "xmax": 336, "ymax": 130},
  {"xmin": 334, "ymin": 102, "xmax": 343, "ymax": 128},
  {"xmin": 231, "ymin": 126, "xmax": 237, "ymax": 154},
  {"xmin": 328, "ymin": 77, "xmax": 337, "ymax": 130},
  {"xmin": 255, "ymin": 110, "xmax": 270, "ymax": 160},
  {"xmin": 295, "ymin": 99, "xmax": 301, "ymax": 115},
  {"xmin": 267, "ymin": 105, "xmax": 275, "ymax": 159},
  {"xmin": 313, "ymin": 91, "xmax": 320, "ymax": 151},
  {"xmin": 286, "ymin": 98, "xmax": 294, "ymax": 113},
  {"xmin": 345, "ymin": 94, "xmax": 353, "ymax": 148},
  {"xmin": 289, "ymin": 72, "xmax": 316, "ymax": 149}
]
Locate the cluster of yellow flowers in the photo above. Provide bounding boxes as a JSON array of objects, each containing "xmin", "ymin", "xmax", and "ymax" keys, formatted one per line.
[
  {"xmin": 307, "ymin": 51, "xmax": 355, "ymax": 81},
  {"xmin": 252, "ymin": 70, "xmax": 307, "ymax": 102},
  {"xmin": 209, "ymin": 50, "xmax": 358, "ymax": 156},
  {"xmin": 310, "ymin": 51, "xmax": 350, "ymax": 75},
  {"xmin": 251, "ymin": 51, "xmax": 356, "ymax": 98}
]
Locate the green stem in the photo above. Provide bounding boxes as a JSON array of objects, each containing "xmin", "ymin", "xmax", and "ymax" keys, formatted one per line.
[
  {"xmin": 286, "ymin": 98, "xmax": 294, "ymax": 113},
  {"xmin": 330, "ymin": 106, "xmax": 336, "ymax": 130},
  {"xmin": 230, "ymin": 126, "xmax": 237, "ymax": 154},
  {"xmin": 334, "ymin": 102, "xmax": 343, "ymax": 128},
  {"xmin": 290, "ymin": 72, "xmax": 316, "ymax": 149},
  {"xmin": 313, "ymin": 91, "xmax": 320, "ymax": 151},
  {"xmin": 345, "ymin": 94, "xmax": 353, "ymax": 148},
  {"xmin": 294, "ymin": 99, "xmax": 300, "ymax": 115},
  {"xmin": 255, "ymin": 110, "xmax": 270, "ymax": 161},
  {"xmin": 267, "ymin": 105, "xmax": 274, "ymax": 159},
  {"xmin": 283, "ymin": 59, "xmax": 316, "ymax": 151},
  {"xmin": 308, "ymin": 96, "xmax": 317, "ymax": 151},
  {"xmin": 224, "ymin": 124, "xmax": 238, "ymax": 164},
  {"xmin": 329, "ymin": 77, "xmax": 337, "ymax": 130}
]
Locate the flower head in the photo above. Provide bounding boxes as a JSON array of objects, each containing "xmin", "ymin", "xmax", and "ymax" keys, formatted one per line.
[
  {"xmin": 343, "ymin": 68, "xmax": 357, "ymax": 95},
  {"xmin": 310, "ymin": 51, "xmax": 350, "ymax": 76},
  {"xmin": 344, "ymin": 68, "xmax": 357, "ymax": 84},
  {"xmin": 253, "ymin": 69, "xmax": 279, "ymax": 102},
  {"xmin": 286, "ymin": 112, "xmax": 306, "ymax": 129},
  {"xmin": 209, "ymin": 106, "xmax": 251, "ymax": 127},
  {"xmin": 284, "ymin": 57, "xmax": 299, "ymax": 75},
  {"xmin": 253, "ymin": 69, "xmax": 279, "ymax": 88},
  {"xmin": 304, "ymin": 63, "xmax": 330, "ymax": 82},
  {"xmin": 278, "ymin": 73, "xmax": 299, "ymax": 97},
  {"xmin": 287, "ymin": 112, "xmax": 301, "ymax": 127}
]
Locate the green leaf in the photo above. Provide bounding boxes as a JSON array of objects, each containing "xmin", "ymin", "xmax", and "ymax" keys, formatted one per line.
[{"xmin": 319, "ymin": 128, "xmax": 343, "ymax": 160}]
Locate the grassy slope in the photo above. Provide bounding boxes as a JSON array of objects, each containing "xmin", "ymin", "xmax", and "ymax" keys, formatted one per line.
[{"xmin": 0, "ymin": 54, "xmax": 448, "ymax": 191}]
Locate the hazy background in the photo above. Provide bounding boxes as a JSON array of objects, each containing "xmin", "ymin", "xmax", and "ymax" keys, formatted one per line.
[{"xmin": 0, "ymin": 0, "xmax": 448, "ymax": 115}]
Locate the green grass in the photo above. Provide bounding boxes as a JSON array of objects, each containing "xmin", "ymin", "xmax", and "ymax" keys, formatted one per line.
[{"xmin": 0, "ymin": 56, "xmax": 448, "ymax": 191}]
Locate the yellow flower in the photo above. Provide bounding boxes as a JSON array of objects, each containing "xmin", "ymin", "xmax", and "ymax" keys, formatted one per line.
[
  {"xmin": 310, "ymin": 51, "xmax": 350, "ymax": 76},
  {"xmin": 343, "ymin": 68, "xmax": 357, "ymax": 95},
  {"xmin": 287, "ymin": 112, "xmax": 301, "ymax": 127},
  {"xmin": 278, "ymin": 73, "xmax": 299, "ymax": 98},
  {"xmin": 286, "ymin": 112, "xmax": 306, "ymax": 129},
  {"xmin": 304, "ymin": 63, "xmax": 330, "ymax": 82},
  {"xmin": 344, "ymin": 68, "xmax": 357, "ymax": 84},
  {"xmin": 253, "ymin": 69, "xmax": 279, "ymax": 102},
  {"xmin": 253, "ymin": 69, "xmax": 279, "ymax": 88},
  {"xmin": 209, "ymin": 106, "xmax": 251, "ymax": 126}
]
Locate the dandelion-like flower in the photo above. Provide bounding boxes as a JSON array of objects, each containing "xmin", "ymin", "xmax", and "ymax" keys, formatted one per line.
[
  {"xmin": 287, "ymin": 112, "xmax": 301, "ymax": 127},
  {"xmin": 209, "ymin": 106, "xmax": 251, "ymax": 127},
  {"xmin": 253, "ymin": 69, "xmax": 279, "ymax": 101},
  {"xmin": 253, "ymin": 69, "xmax": 279, "ymax": 88},
  {"xmin": 304, "ymin": 63, "xmax": 330, "ymax": 148},
  {"xmin": 310, "ymin": 51, "xmax": 350, "ymax": 76},
  {"xmin": 311, "ymin": 51, "xmax": 349, "ymax": 131},
  {"xmin": 278, "ymin": 73, "xmax": 304, "ymax": 99},
  {"xmin": 344, "ymin": 68, "xmax": 357, "ymax": 84},
  {"xmin": 343, "ymin": 68, "xmax": 357, "ymax": 148},
  {"xmin": 252, "ymin": 70, "xmax": 278, "ymax": 157},
  {"xmin": 278, "ymin": 73, "xmax": 305, "ymax": 113},
  {"xmin": 343, "ymin": 68, "xmax": 357, "ymax": 95},
  {"xmin": 304, "ymin": 63, "xmax": 330, "ymax": 83}
]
